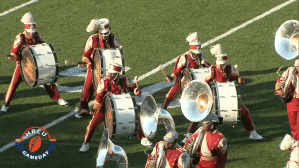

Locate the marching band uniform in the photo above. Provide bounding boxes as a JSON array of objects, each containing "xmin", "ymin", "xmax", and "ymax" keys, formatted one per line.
[
  {"xmin": 145, "ymin": 131, "xmax": 190, "ymax": 168},
  {"xmin": 161, "ymin": 32, "xmax": 211, "ymax": 110},
  {"xmin": 1, "ymin": 12, "xmax": 69, "ymax": 113},
  {"xmin": 280, "ymin": 134, "xmax": 299, "ymax": 168},
  {"xmin": 183, "ymin": 113, "xmax": 227, "ymax": 168},
  {"xmin": 75, "ymin": 18, "xmax": 120, "ymax": 118},
  {"xmin": 275, "ymin": 59, "xmax": 299, "ymax": 141},
  {"xmin": 79, "ymin": 63, "xmax": 151, "ymax": 152},
  {"xmin": 186, "ymin": 44, "xmax": 264, "ymax": 141}
]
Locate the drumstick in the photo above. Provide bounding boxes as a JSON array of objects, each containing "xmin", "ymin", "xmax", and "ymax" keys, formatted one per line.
[
  {"xmin": 201, "ymin": 60, "xmax": 211, "ymax": 67},
  {"xmin": 234, "ymin": 65, "xmax": 240, "ymax": 77},
  {"xmin": 134, "ymin": 76, "xmax": 138, "ymax": 88}
]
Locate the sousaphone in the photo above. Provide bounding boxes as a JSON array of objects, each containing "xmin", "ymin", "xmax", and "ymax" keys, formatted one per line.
[
  {"xmin": 96, "ymin": 129, "xmax": 128, "ymax": 168},
  {"xmin": 274, "ymin": 20, "xmax": 299, "ymax": 60},
  {"xmin": 180, "ymin": 80, "xmax": 213, "ymax": 122},
  {"xmin": 140, "ymin": 95, "xmax": 175, "ymax": 139}
]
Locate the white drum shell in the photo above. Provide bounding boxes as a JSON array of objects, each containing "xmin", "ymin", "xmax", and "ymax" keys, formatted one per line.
[
  {"xmin": 27, "ymin": 43, "xmax": 58, "ymax": 86},
  {"xmin": 190, "ymin": 68, "xmax": 208, "ymax": 81},
  {"xmin": 110, "ymin": 94, "xmax": 137, "ymax": 137},
  {"xmin": 214, "ymin": 82, "xmax": 241, "ymax": 124}
]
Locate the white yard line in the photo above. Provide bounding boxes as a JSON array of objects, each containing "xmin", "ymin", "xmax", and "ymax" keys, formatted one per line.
[
  {"xmin": 0, "ymin": 0, "xmax": 295, "ymax": 153},
  {"xmin": 0, "ymin": 0, "xmax": 40, "ymax": 18},
  {"xmin": 137, "ymin": 0, "xmax": 296, "ymax": 82}
]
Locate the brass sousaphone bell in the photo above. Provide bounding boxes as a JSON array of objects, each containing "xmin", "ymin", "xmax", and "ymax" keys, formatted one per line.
[
  {"xmin": 140, "ymin": 95, "xmax": 176, "ymax": 139},
  {"xmin": 96, "ymin": 129, "xmax": 128, "ymax": 168},
  {"xmin": 180, "ymin": 80, "xmax": 213, "ymax": 122},
  {"xmin": 274, "ymin": 20, "xmax": 299, "ymax": 60}
]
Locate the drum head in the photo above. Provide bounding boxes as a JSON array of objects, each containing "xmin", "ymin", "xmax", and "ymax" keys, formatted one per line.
[
  {"xmin": 180, "ymin": 69, "xmax": 192, "ymax": 90},
  {"xmin": 104, "ymin": 95, "xmax": 114, "ymax": 138},
  {"xmin": 92, "ymin": 49, "xmax": 102, "ymax": 90},
  {"xmin": 20, "ymin": 46, "xmax": 37, "ymax": 87}
]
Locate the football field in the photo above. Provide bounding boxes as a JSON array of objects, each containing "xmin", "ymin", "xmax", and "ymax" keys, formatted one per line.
[{"xmin": 0, "ymin": 0, "xmax": 298, "ymax": 167}]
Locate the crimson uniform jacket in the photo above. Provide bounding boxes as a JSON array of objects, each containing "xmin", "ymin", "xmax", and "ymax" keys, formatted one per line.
[
  {"xmin": 82, "ymin": 33, "xmax": 119, "ymax": 65},
  {"xmin": 145, "ymin": 141, "xmax": 190, "ymax": 168},
  {"xmin": 184, "ymin": 127, "xmax": 227, "ymax": 168},
  {"xmin": 11, "ymin": 31, "xmax": 44, "ymax": 61},
  {"xmin": 171, "ymin": 51, "xmax": 211, "ymax": 81},
  {"xmin": 205, "ymin": 64, "xmax": 240, "ymax": 84},
  {"xmin": 93, "ymin": 75, "xmax": 139, "ymax": 112}
]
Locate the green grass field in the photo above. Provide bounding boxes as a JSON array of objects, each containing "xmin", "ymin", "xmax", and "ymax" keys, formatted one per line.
[{"xmin": 0, "ymin": 0, "xmax": 298, "ymax": 167}]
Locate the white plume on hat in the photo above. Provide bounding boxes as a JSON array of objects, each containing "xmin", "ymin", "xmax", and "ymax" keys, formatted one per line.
[
  {"xmin": 86, "ymin": 19, "xmax": 100, "ymax": 33},
  {"xmin": 280, "ymin": 134, "xmax": 296, "ymax": 150},
  {"xmin": 186, "ymin": 32, "xmax": 198, "ymax": 43},
  {"xmin": 210, "ymin": 44, "xmax": 224, "ymax": 55},
  {"xmin": 21, "ymin": 12, "xmax": 35, "ymax": 24},
  {"xmin": 290, "ymin": 146, "xmax": 299, "ymax": 162}
]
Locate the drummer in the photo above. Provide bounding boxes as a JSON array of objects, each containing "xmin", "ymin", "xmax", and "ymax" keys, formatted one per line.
[
  {"xmin": 75, "ymin": 18, "xmax": 121, "ymax": 118},
  {"xmin": 185, "ymin": 44, "xmax": 265, "ymax": 142},
  {"xmin": 1, "ymin": 12, "xmax": 69, "ymax": 113},
  {"xmin": 161, "ymin": 32, "xmax": 211, "ymax": 110},
  {"xmin": 78, "ymin": 62, "xmax": 153, "ymax": 152}
]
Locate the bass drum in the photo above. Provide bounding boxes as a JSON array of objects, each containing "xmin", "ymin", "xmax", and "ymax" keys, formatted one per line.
[
  {"xmin": 92, "ymin": 48, "xmax": 125, "ymax": 90},
  {"xmin": 20, "ymin": 43, "xmax": 58, "ymax": 87},
  {"xmin": 212, "ymin": 81, "xmax": 241, "ymax": 125},
  {"xmin": 180, "ymin": 68, "xmax": 208, "ymax": 90},
  {"xmin": 104, "ymin": 93, "xmax": 138, "ymax": 138}
]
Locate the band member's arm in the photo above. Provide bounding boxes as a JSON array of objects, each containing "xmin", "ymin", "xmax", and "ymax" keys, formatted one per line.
[
  {"xmin": 205, "ymin": 66, "xmax": 215, "ymax": 84},
  {"xmin": 200, "ymin": 54, "xmax": 212, "ymax": 67},
  {"xmin": 82, "ymin": 36, "xmax": 95, "ymax": 65},
  {"xmin": 228, "ymin": 65, "xmax": 241, "ymax": 83},
  {"xmin": 35, "ymin": 31, "xmax": 44, "ymax": 44},
  {"xmin": 215, "ymin": 138, "xmax": 228, "ymax": 168},
  {"xmin": 178, "ymin": 152, "xmax": 191, "ymax": 168},
  {"xmin": 9, "ymin": 33, "xmax": 24, "ymax": 61},
  {"xmin": 94, "ymin": 79, "xmax": 106, "ymax": 112},
  {"xmin": 111, "ymin": 34, "xmax": 120, "ymax": 48},
  {"xmin": 167, "ymin": 55, "xmax": 187, "ymax": 82},
  {"xmin": 145, "ymin": 142, "xmax": 160, "ymax": 168},
  {"xmin": 275, "ymin": 69, "xmax": 289, "ymax": 96},
  {"xmin": 126, "ymin": 76, "xmax": 141, "ymax": 96}
]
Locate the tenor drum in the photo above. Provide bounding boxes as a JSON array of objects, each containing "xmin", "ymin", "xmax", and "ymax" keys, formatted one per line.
[
  {"xmin": 92, "ymin": 48, "xmax": 125, "ymax": 90},
  {"xmin": 212, "ymin": 82, "xmax": 241, "ymax": 125},
  {"xmin": 180, "ymin": 68, "xmax": 208, "ymax": 90},
  {"xmin": 20, "ymin": 43, "xmax": 58, "ymax": 87},
  {"xmin": 104, "ymin": 93, "xmax": 138, "ymax": 138}
]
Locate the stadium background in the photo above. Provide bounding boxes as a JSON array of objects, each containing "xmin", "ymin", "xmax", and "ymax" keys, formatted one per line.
[{"xmin": 0, "ymin": 0, "xmax": 298, "ymax": 167}]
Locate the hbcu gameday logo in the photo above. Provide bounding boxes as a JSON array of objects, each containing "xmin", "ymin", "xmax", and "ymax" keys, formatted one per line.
[{"xmin": 15, "ymin": 126, "xmax": 56, "ymax": 160}]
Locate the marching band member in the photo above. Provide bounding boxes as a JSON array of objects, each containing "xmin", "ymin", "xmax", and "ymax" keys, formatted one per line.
[
  {"xmin": 184, "ymin": 44, "xmax": 264, "ymax": 142},
  {"xmin": 1, "ymin": 12, "xmax": 69, "ymax": 113},
  {"xmin": 275, "ymin": 59, "xmax": 299, "ymax": 141},
  {"xmin": 75, "ymin": 18, "xmax": 120, "ymax": 118},
  {"xmin": 183, "ymin": 113, "xmax": 227, "ymax": 168},
  {"xmin": 145, "ymin": 131, "xmax": 190, "ymax": 168},
  {"xmin": 280, "ymin": 134, "xmax": 299, "ymax": 168},
  {"xmin": 161, "ymin": 32, "xmax": 211, "ymax": 110},
  {"xmin": 79, "ymin": 63, "xmax": 152, "ymax": 152}
]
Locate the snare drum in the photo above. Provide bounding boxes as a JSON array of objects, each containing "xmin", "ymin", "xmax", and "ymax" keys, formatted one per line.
[
  {"xmin": 92, "ymin": 48, "xmax": 125, "ymax": 90},
  {"xmin": 104, "ymin": 93, "xmax": 138, "ymax": 138},
  {"xmin": 212, "ymin": 82, "xmax": 241, "ymax": 125},
  {"xmin": 20, "ymin": 43, "xmax": 58, "ymax": 87}
]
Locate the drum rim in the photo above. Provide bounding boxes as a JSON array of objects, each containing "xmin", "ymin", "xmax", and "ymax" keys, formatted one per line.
[
  {"xmin": 92, "ymin": 49, "xmax": 104, "ymax": 90},
  {"xmin": 104, "ymin": 93, "xmax": 116, "ymax": 139},
  {"xmin": 19, "ymin": 46, "xmax": 38, "ymax": 87},
  {"xmin": 214, "ymin": 81, "xmax": 241, "ymax": 125},
  {"xmin": 47, "ymin": 43, "xmax": 59, "ymax": 84}
]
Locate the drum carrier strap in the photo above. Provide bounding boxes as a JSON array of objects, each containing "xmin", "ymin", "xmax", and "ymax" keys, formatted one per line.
[{"xmin": 97, "ymin": 34, "xmax": 113, "ymax": 48}]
